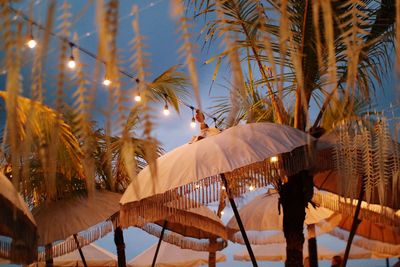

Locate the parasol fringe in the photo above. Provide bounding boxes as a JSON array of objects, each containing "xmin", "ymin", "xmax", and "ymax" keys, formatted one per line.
[
  {"xmin": 141, "ymin": 223, "xmax": 227, "ymax": 252},
  {"xmin": 329, "ymin": 228, "xmax": 400, "ymax": 257},
  {"xmin": 120, "ymin": 146, "xmax": 313, "ymax": 227},
  {"xmin": 312, "ymin": 191, "xmax": 399, "ymax": 227},
  {"xmin": 0, "ymin": 196, "xmax": 37, "ymax": 263},
  {"xmin": 37, "ymin": 220, "xmax": 114, "ymax": 261}
]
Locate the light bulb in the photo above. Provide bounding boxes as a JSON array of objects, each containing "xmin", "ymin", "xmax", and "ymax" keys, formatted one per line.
[
  {"xmin": 220, "ymin": 211, "xmax": 225, "ymax": 215},
  {"xmin": 270, "ymin": 156, "xmax": 278, "ymax": 163},
  {"xmin": 67, "ymin": 56, "xmax": 76, "ymax": 69},
  {"xmin": 221, "ymin": 185, "xmax": 226, "ymax": 190},
  {"xmin": 27, "ymin": 38, "xmax": 37, "ymax": 49},
  {"xmin": 134, "ymin": 94, "xmax": 141, "ymax": 102},
  {"xmin": 163, "ymin": 104, "xmax": 170, "ymax": 116},
  {"xmin": 249, "ymin": 185, "xmax": 255, "ymax": 191},
  {"xmin": 190, "ymin": 118, "xmax": 196, "ymax": 128},
  {"xmin": 103, "ymin": 78, "xmax": 111, "ymax": 86}
]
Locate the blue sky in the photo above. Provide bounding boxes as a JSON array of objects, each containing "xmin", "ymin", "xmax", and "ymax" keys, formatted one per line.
[{"xmin": 1, "ymin": 0, "xmax": 399, "ymax": 266}]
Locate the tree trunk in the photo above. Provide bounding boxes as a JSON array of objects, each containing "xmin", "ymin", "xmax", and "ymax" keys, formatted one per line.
[
  {"xmin": 280, "ymin": 170, "xmax": 313, "ymax": 267},
  {"xmin": 45, "ymin": 243, "xmax": 53, "ymax": 267},
  {"xmin": 114, "ymin": 226, "xmax": 126, "ymax": 267}
]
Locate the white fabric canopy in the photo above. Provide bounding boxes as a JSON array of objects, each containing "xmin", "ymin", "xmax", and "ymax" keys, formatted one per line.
[
  {"xmin": 226, "ymin": 191, "xmax": 341, "ymax": 244},
  {"xmin": 127, "ymin": 242, "xmax": 226, "ymax": 267},
  {"xmin": 33, "ymin": 190, "xmax": 121, "ymax": 245},
  {"xmin": 233, "ymin": 242, "xmax": 372, "ymax": 262},
  {"xmin": 0, "ymin": 173, "xmax": 37, "ymax": 263},
  {"xmin": 0, "ymin": 173, "xmax": 35, "ymax": 224},
  {"xmin": 121, "ymin": 122, "xmax": 313, "ymax": 205},
  {"xmin": 31, "ymin": 243, "xmax": 117, "ymax": 267}
]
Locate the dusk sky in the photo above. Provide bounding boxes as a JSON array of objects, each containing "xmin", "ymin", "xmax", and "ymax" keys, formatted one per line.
[{"xmin": 1, "ymin": 0, "xmax": 399, "ymax": 266}]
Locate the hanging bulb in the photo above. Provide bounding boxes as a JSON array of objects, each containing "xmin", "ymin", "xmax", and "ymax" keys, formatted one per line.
[
  {"xmin": 163, "ymin": 103, "xmax": 170, "ymax": 116},
  {"xmin": 27, "ymin": 34, "xmax": 37, "ymax": 49},
  {"xmin": 190, "ymin": 106, "xmax": 196, "ymax": 128},
  {"xmin": 67, "ymin": 43, "xmax": 76, "ymax": 69},
  {"xmin": 220, "ymin": 210, "xmax": 225, "ymax": 215},
  {"xmin": 67, "ymin": 55, "xmax": 76, "ymax": 69},
  {"xmin": 270, "ymin": 156, "xmax": 278, "ymax": 163},
  {"xmin": 190, "ymin": 117, "xmax": 196, "ymax": 128},
  {"xmin": 103, "ymin": 76, "xmax": 111, "ymax": 86},
  {"xmin": 249, "ymin": 185, "xmax": 255, "ymax": 191},
  {"xmin": 134, "ymin": 93, "xmax": 141, "ymax": 102}
]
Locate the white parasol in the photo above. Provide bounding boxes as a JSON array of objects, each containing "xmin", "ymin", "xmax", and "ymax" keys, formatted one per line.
[
  {"xmin": 0, "ymin": 173, "xmax": 37, "ymax": 263},
  {"xmin": 226, "ymin": 190, "xmax": 341, "ymax": 245},
  {"xmin": 127, "ymin": 242, "xmax": 226, "ymax": 267},
  {"xmin": 31, "ymin": 243, "xmax": 117, "ymax": 267}
]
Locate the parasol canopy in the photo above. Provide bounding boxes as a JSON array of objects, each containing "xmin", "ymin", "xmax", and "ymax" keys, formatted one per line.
[
  {"xmin": 138, "ymin": 201, "xmax": 228, "ymax": 252},
  {"xmin": 329, "ymin": 217, "xmax": 400, "ymax": 257},
  {"xmin": 314, "ymin": 121, "xmax": 400, "ymax": 212},
  {"xmin": 312, "ymin": 189, "xmax": 400, "ymax": 228},
  {"xmin": 233, "ymin": 240, "xmax": 374, "ymax": 262},
  {"xmin": 127, "ymin": 242, "xmax": 226, "ymax": 267},
  {"xmin": 121, "ymin": 122, "xmax": 314, "ymax": 225},
  {"xmin": 31, "ymin": 243, "xmax": 117, "ymax": 267},
  {"xmin": 0, "ymin": 173, "xmax": 37, "ymax": 263},
  {"xmin": 226, "ymin": 190, "xmax": 341, "ymax": 244},
  {"xmin": 34, "ymin": 190, "xmax": 121, "ymax": 259}
]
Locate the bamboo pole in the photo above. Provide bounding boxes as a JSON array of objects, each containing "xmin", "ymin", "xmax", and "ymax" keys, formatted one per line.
[
  {"xmin": 73, "ymin": 234, "xmax": 88, "ymax": 267},
  {"xmin": 151, "ymin": 221, "xmax": 167, "ymax": 267},
  {"xmin": 221, "ymin": 173, "xmax": 258, "ymax": 267},
  {"xmin": 342, "ymin": 186, "xmax": 364, "ymax": 267}
]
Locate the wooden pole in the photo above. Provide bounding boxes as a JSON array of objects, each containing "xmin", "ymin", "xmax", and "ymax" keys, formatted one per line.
[
  {"xmin": 221, "ymin": 173, "xmax": 258, "ymax": 267},
  {"xmin": 73, "ymin": 234, "xmax": 88, "ymax": 267},
  {"xmin": 307, "ymin": 224, "xmax": 318, "ymax": 267},
  {"xmin": 342, "ymin": 186, "xmax": 364, "ymax": 267},
  {"xmin": 45, "ymin": 243, "xmax": 53, "ymax": 267},
  {"xmin": 152, "ymin": 221, "xmax": 167, "ymax": 267},
  {"xmin": 114, "ymin": 226, "xmax": 126, "ymax": 267}
]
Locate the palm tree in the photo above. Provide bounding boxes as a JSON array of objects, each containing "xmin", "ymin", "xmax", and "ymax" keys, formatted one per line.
[
  {"xmin": 0, "ymin": 64, "xmax": 189, "ymax": 266},
  {"xmin": 190, "ymin": 0, "xmax": 395, "ymax": 266}
]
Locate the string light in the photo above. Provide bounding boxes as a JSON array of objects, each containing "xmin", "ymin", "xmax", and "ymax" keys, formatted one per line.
[
  {"xmin": 134, "ymin": 93, "xmax": 141, "ymax": 102},
  {"xmin": 26, "ymin": 27, "xmax": 37, "ymax": 49},
  {"xmin": 103, "ymin": 75, "xmax": 111, "ymax": 86},
  {"xmin": 190, "ymin": 106, "xmax": 196, "ymax": 128},
  {"xmin": 221, "ymin": 185, "xmax": 226, "ymax": 190},
  {"xmin": 220, "ymin": 210, "xmax": 225, "ymax": 215},
  {"xmin": 67, "ymin": 43, "xmax": 76, "ymax": 69},
  {"xmin": 134, "ymin": 78, "xmax": 141, "ymax": 102},
  {"xmin": 163, "ymin": 94, "xmax": 170, "ymax": 116},
  {"xmin": 9, "ymin": 4, "xmax": 227, "ymax": 129},
  {"xmin": 249, "ymin": 185, "xmax": 255, "ymax": 191},
  {"xmin": 270, "ymin": 156, "xmax": 278, "ymax": 163}
]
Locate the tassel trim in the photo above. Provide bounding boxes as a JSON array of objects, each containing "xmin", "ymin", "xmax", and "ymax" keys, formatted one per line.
[
  {"xmin": 37, "ymin": 220, "xmax": 114, "ymax": 261},
  {"xmin": 120, "ymin": 145, "xmax": 313, "ymax": 227},
  {"xmin": 141, "ymin": 223, "xmax": 227, "ymax": 252},
  {"xmin": 312, "ymin": 191, "xmax": 400, "ymax": 227},
  {"xmin": 0, "ymin": 196, "xmax": 37, "ymax": 264},
  {"xmin": 329, "ymin": 228, "xmax": 400, "ymax": 257}
]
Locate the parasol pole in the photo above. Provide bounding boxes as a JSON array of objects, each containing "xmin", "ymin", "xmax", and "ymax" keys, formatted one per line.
[
  {"xmin": 73, "ymin": 234, "xmax": 88, "ymax": 267},
  {"xmin": 342, "ymin": 184, "xmax": 364, "ymax": 267},
  {"xmin": 151, "ymin": 220, "xmax": 167, "ymax": 267},
  {"xmin": 45, "ymin": 243, "xmax": 53, "ymax": 267},
  {"xmin": 221, "ymin": 173, "xmax": 258, "ymax": 267},
  {"xmin": 307, "ymin": 224, "xmax": 318, "ymax": 267},
  {"xmin": 386, "ymin": 258, "xmax": 389, "ymax": 267}
]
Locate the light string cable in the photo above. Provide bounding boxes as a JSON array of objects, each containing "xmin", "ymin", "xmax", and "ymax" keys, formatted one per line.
[{"xmin": 7, "ymin": 2, "xmax": 223, "ymax": 128}]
